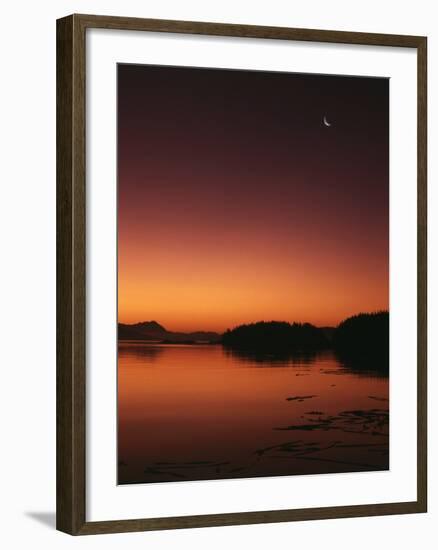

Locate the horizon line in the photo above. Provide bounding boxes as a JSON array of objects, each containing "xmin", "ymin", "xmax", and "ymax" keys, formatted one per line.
[{"xmin": 118, "ymin": 310, "xmax": 389, "ymax": 333}]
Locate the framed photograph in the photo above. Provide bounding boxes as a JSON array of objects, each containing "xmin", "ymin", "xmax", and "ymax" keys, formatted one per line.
[{"xmin": 56, "ymin": 14, "xmax": 427, "ymax": 535}]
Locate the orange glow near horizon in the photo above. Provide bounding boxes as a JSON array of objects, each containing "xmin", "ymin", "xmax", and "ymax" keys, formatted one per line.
[
  {"xmin": 117, "ymin": 65, "xmax": 389, "ymax": 333},
  {"xmin": 118, "ymin": 216, "xmax": 388, "ymax": 331}
]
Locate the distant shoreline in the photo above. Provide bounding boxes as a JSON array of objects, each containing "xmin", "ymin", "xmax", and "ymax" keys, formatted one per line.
[{"xmin": 118, "ymin": 312, "xmax": 389, "ymax": 372}]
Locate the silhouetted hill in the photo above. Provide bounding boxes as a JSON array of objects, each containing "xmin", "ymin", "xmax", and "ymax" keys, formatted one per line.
[
  {"xmin": 222, "ymin": 321, "xmax": 329, "ymax": 352},
  {"xmin": 118, "ymin": 321, "xmax": 220, "ymax": 343},
  {"xmin": 333, "ymin": 311, "xmax": 389, "ymax": 371},
  {"xmin": 118, "ymin": 321, "xmax": 166, "ymax": 340}
]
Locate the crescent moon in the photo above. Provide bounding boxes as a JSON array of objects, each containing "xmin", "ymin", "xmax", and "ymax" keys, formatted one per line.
[{"xmin": 323, "ymin": 115, "xmax": 332, "ymax": 127}]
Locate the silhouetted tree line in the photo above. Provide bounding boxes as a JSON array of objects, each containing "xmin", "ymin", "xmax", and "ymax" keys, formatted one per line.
[
  {"xmin": 221, "ymin": 312, "xmax": 389, "ymax": 371},
  {"xmin": 222, "ymin": 321, "xmax": 328, "ymax": 352},
  {"xmin": 332, "ymin": 311, "xmax": 389, "ymax": 371}
]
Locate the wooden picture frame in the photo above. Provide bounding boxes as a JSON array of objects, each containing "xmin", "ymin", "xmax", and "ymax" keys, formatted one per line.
[{"xmin": 57, "ymin": 13, "xmax": 427, "ymax": 535}]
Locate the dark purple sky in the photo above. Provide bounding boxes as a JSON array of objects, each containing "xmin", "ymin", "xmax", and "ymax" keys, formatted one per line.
[{"xmin": 118, "ymin": 64, "xmax": 389, "ymax": 331}]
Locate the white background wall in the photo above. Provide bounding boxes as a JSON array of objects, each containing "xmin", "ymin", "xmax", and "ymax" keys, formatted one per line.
[{"xmin": 0, "ymin": 0, "xmax": 436, "ymax": 548}]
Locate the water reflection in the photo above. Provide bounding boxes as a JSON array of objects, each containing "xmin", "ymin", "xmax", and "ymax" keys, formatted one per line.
[
  {"xmin": 118, "ymin": 341, "xmax": 165, "ymax": 361},
  {"xmin": 223, "ymin": 346, "xmax": 320, "ymax": 366},
  {"xmin": 118, "ymin": 343, "xmax": 389, "ymax": 484},
  {"xmin": 335, "ymin": 350, "xmax": 389, "ymax": 378}
]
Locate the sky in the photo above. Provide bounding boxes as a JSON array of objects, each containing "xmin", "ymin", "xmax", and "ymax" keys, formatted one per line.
[{"xmin": 118, "ymin": 64, "xmax": 389, "ymax": 333}]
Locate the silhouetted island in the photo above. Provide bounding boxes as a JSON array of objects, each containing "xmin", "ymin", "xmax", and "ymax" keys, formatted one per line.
[
  {"xmin": 118, "ymin": 311, "xmax": 389, "ymax": 371},
  {"xmin": 221, "ymin": 312, "xmax": 389, "ymax": 371},
  {"xmin": 222, "ymin": 321, "xmax": 329, "ymax": 351},
  {"xmin": 118, "ymin": 321, "xmax": 220, "ymax": 343},
  {"xmin": 333, "ymin": 311, "xmax": 389, "ymax": 371}
]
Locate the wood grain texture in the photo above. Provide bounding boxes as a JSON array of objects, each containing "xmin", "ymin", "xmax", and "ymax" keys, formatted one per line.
[
  {"xmin": 74, "ymin": 13, "xmax": 425, "ymax": 47},
  {"xmin": 56, "ymin": 15, "xmax": 74, "ymax": 534},
  {"xmin": 416, "ymin": 37, "xmax": 428, "ymax": 513},
  {"xmin": 76, "ymin": 501, "xmax": 424, "ymax": 535},
  {"xmin": 56, "ymin": 14, "xmax": 86, "ymax": 535},
  {"xmin": 56, "ymin": 13, "xmax": 427, "ymax": 535}
]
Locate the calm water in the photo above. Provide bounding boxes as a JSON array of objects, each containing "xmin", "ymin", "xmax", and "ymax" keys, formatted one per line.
[{"xmin": 118, "ymin": 343, "xmax": 389, "ymax": 484}]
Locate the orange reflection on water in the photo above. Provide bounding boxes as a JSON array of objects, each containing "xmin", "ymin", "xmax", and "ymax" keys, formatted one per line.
[{"xmin": 118, "ymin": 343, "xmax": 389, "ymax": 484}]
